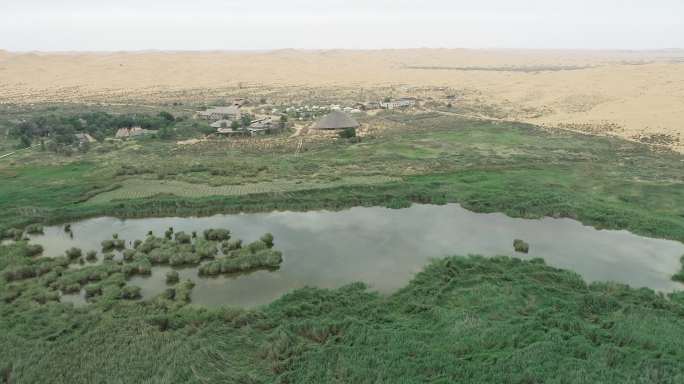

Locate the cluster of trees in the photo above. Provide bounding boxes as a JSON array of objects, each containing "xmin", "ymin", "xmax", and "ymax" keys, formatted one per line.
[{"xmin": 9, "ymin": 111, "xmax": 177, "ymax": 150}]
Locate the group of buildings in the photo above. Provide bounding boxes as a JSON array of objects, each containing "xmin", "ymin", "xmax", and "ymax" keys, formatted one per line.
[{"xmin": 194, "ymin": 95, "xmax": 419, "ymax": 138}]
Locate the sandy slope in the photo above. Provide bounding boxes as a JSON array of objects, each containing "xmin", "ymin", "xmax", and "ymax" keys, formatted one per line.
[{"xmin": 0, "ymin": 49, "xmax": 682, "ymax": 151}]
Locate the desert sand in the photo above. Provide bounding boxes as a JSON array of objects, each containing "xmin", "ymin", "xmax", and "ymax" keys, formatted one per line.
[{"xmin": 0, "ymin": 49, "xmax": 682, "ymax": 151}]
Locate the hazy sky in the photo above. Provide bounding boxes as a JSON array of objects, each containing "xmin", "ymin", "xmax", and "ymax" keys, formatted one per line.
[{"xmin": 1, "ymin": 0, "xmax": 683, "ymax": 51}]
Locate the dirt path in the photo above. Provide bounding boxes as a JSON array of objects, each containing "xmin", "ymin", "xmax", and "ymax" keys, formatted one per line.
[
  {"xmin": 289, "ymin": 124, "xmax": 307, "ymax": 138},
  {"xmin": 0, "ymin": 143, "xmax": 42, "ymax": 160}
]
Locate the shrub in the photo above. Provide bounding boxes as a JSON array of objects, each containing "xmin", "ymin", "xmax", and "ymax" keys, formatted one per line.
[
  {"xmin": 148, "ymin": 248, "xmax": 172, "ymax": 264},
  {"xmin": 164, "ymin": 288, "xmax": 176, "ymax": 300},
  {"xmin": 62, "ymin": 283, "xmax": 81, "ymax": 294},
  {"xmin": 34, "ymin": 263, "xmax": 53, "ymax": 276},
  {"xmin": 63, "ymin": 224, "xmax": 71, "ymax": 232},
  {"xmin": 84, "ymin": 284, "xmax": 102, "ymax": 298},
  {"xmin": 25, "ymin": 224, "xmax": 44, "ymax": 234},
  {"xmin": 65, "ymin": 247, "xmax": 83, "ymax": 259},
  {"xmin": 122, "ymin": 249, "xmax": 137, "ymax": 262},
  {"xmin": 166, "ymin": 270, "xmax": 180, "ymax": 284},
  {"xmin": 86, "ymin": 250, "xmax": 97, "ymax": 261},
  {"xmin": 169, "ymin": 252, "xmax": 200, "ymax": 267},
  {"xmin": 222, "ymin": 239, "xmax": 242, "ymax": 252},
  {"xmin": 112, "ymin": 233, "xmax": 119, "ymax": 239},
  {"xmin": 199, "ymin": 249, "xmax": 283, "ymax": 276},
  {"xmin": 121, "ymin": 286, "xmax": 141, "ymax": 300},
  {"xmin": 24, "ymin": 244, "xmax": 44, "ymax": 257},
  {"xmin": 175, "ymin": 231, "xmax": 192, "ymax": 244},
  {"xmin": 101, "ymin": 239, "xmax": 125, "ymax": 251},
  {"xmin": 133, "ymin": 239, "xmax": 142, "ymax": 249},
  {"xmin": 196, "ymin": 240, "xmax": 218, "ymax": 259},
  {"xmin": 3, "ymin": 228, "xmax": 23, "ymax": 240},
  {"xmin": 260, "ymin": 233, "xmax": 275, "ymax": 248},
  {"xmin": 673, "ymin": 255, "xmax": 684, "ymax": 283},
  {"xmin": 514, "ymin": 239, "xmax": 530, "ymax": 253},
  {"xmin": 103, "ymin": 253, "xmax": 114, "ymax": 261},
  {"xmin": 4, "ymin": 265, "xmax": 37, "ymax": 281},
  {"xmin": 339, "ymin": 127, "xmax": 356, "ymax": 139},
  {"xmin": 198, "ymin": 261, "xmax": 221, "ymax": 276},
  {"xmin": 204, "ymin": 228, "xmax": 231, "ymax": 241},
  {"xmin": 246, "ymin": 240, "xmax": 268, "ymax": 254}
]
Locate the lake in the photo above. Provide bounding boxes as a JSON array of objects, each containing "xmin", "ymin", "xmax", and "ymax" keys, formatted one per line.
[{"xmin": 29, "ymin": 204, "xmax": 684, "ymax": 308}]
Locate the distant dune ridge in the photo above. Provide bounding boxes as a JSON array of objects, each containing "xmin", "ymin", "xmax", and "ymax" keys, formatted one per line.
[{"xmin": 0, "ymin": 49, "xmax": 682, "ymax": 151}]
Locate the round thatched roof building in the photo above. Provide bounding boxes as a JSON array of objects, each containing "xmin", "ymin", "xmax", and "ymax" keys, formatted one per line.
[{"xmin": 312, "ymin": 110, "xmax": 360, "ymax": 130}]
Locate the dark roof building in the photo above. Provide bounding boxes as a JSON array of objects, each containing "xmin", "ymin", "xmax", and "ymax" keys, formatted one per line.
[{"xmin": 312, "ymin": 111, "xmax": 360, "ymax": 130}]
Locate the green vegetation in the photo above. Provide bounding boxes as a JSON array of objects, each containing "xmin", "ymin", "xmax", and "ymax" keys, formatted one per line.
[
  {"xmin": 2, "ymin": 105, "xmax": 684, "ymax": 381},
  {"xmin": 2, "ymin": 240, "xmax": 684, "ymax": 382},
  {"xmin": 673, "ymin": 256, "xmax": 684, "ymax": 283},
  {"xmin": 513, "ymin": 239, "xmax": 530, "ymax": 253},
  {"xmin": 166, "ymin": 270, "xmax": 180, "ymax": 285},
  {"xmin": 1, "ymin": 113, "xmax": 682, "ymax": 249},
  {"xmin": 24, "ymin": 224, "xmax": 43, "ymax": 234},
  {"xmin": 198, "ymin": 241, "xmax": 283, "ymax": 276},
  {"xmin": 8, "ymin": 111, "xmax": 178, "ymax": 150}
]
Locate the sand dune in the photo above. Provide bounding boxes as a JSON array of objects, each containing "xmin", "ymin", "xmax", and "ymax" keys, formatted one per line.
[{"xmin": 0, "ymin": 49, "xmax": 682, "ymax": 151}]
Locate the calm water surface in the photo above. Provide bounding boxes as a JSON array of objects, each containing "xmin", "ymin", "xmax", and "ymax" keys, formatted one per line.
[{"xmin": 30, "ymin": 204, "xmax": 684, "ymax": 308}]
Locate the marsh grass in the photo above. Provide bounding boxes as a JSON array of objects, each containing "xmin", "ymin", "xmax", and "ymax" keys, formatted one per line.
[{"xmin": 3, "ymin": 241, "xmax": 684, "ymax": 383}]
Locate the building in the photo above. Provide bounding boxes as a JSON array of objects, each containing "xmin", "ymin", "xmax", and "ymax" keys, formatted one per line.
[
  {"xmin": 210, "ymin": 120, "xmax": 235, "ymax": 129},
  {"xmin": 115, "ymin": 127, "xmax": 154, "ymax": 139},
  {"xmin": 74, "ymin": 133, "xmax": 96, "ymax": 144},
  {"xmin": 248, "ymin": 117, "xmax": 283, "ymax": 136},
  {"xmin": 197, "ymin": 106, "xmax": 242, "ymax": 121},
  {"xmin": 358, "ymin": 101, "xmax": 381, "ymax": 110},
  {"xmin": 380, "ymin": 97, "xmax": 417, "ymax": 110},
  {"xmin": 216, "ymin": 128, "xmax": 247, "ymax": 136},
  {"xmin": 312, "ymin": 111, "xmax": 360, "ymax": 130}
]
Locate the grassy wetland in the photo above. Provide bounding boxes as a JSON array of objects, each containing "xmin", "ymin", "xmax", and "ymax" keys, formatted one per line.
[{"xmin": 2, "ymin": 101, "xmax": 684, "ymax": 382}]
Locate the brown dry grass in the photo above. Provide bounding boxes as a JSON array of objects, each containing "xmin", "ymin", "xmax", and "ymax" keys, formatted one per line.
[{"xmin": 1, "ymin": 49, "xmax": 683, "ymax": 151}]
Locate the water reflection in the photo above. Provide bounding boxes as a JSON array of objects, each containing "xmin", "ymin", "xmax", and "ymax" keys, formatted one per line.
[{"xmin": 30, "ymin": 204, "xmax": 684, "ymax": 308}]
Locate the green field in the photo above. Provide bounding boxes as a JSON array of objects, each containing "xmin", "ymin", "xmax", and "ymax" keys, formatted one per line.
[
  {"xmin": 2, "ymin": 112, "xmax": 683, "ymax": 243},
  {"xmin": 86, "ymin": 175, "xmax": 400, "ymax": 204},
  {"xmin": 2, "ymin": 107, "xmax": 684, "ymax": 382}
]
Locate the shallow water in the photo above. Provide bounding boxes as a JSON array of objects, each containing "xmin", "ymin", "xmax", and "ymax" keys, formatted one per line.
[{"xmin": 30, "ymin": 204, "xmax": 684, "ymax": 308}]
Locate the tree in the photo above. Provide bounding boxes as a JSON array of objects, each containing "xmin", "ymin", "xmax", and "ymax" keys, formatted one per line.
[
  {"xmin": 240, "ymin": 114, "xmax": 252, "ymax": 128},
  {"xmin": 17, "ymin": 135, "xmax": 31, "ymax": 149},
  {"xmin": 230, "ymin": 120, "xmax": 240, "ymax": 130},
  {"xmin": 158, "ymin": 126, "xmax": 175, "ymax": 140},
  {"xmin": 78, "ymin": 140, "xmax": 90, "ymax": 153},
  {"xmin": 158, "ymin": 111, "xmax": 175, "ymax": 123},
  {"xmin": 338, "ymin": 127, "xmax": 356, "ymax": 139}
]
